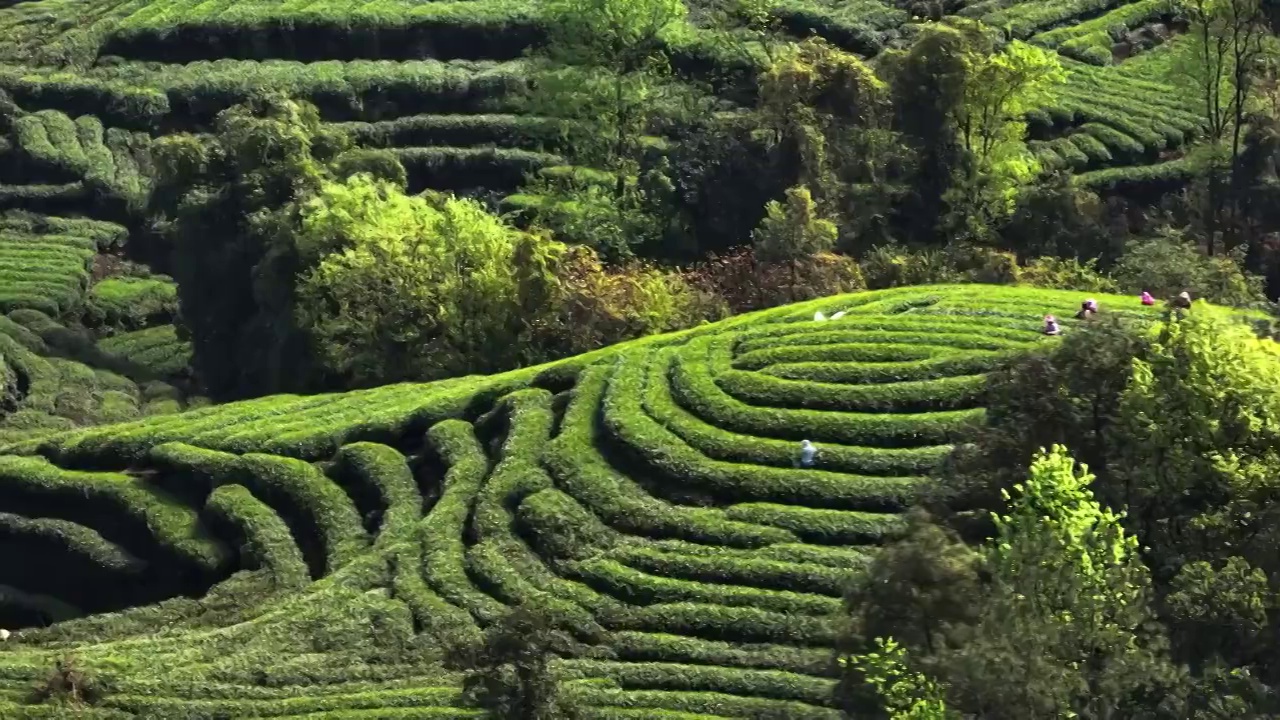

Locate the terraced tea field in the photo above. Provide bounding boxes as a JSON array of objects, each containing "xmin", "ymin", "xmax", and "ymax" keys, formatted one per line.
[
  {"xmin": 0, "ymin": 0, "xmax": 1207, "ymax": 223},
  {"xmin": 0, "ymin": 285, "xmax": 1179, "ymax": 717}
]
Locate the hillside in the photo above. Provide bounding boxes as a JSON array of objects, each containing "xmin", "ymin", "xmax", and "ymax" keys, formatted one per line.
[
  {"xmin": 0, "ymin": 0, "xmax": 1203, "ymax": 223},
  {"xmin": 0, "ymin": 284, "xmax": 1186, "ymax": 717}
]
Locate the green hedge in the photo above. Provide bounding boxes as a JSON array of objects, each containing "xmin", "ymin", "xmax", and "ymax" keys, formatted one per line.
[
  {"xmin": 608, "ymin": 631, "xmax": 833, "ymax": 676},
  {"xmin": 643, "ymin": 348, "xmax": 951, "ymax": 477},
  {"xmin": 204, "ymin": 483, "xmax": 310, "ymax": 590},
  {"xmin": 725, "ymin": 502, "xmax": 908, "ymax": 544},
  {"xmin": 605, "ymin": 544, "xmax": 852, "ymax": 597},
  {"xmin": 86, "ymin": 276, "xmax": 178, "ymax": 330},
  {"xmin": 422, "ymin": 419, "xmax": 506, "ymax": 623},
  {"xmin": 716, "ymin": 368, "xmax": 987, "ymax": 414},
  {"xmin": 329, "ymin": 442, "xmax": 422, "ymax": 548},
  {"xmin": 560, "ymin": 659, "xmax": 837, "ymax": 706},
  {"xmin": 231, "ymin": 453, "xmax": 370, "ymax": 578},
  {"xmin": 0, "ymin": 454, "xmax": 227, "ymax": 571}
]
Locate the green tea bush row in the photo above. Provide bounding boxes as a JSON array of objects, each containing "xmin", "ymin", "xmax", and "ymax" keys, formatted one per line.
[
  {"xmin": 562, "ymin": 659, "xmax": 837, "ymax": 707},
  {"xmin": 608, "ymin": 601, "xmax": 836, "ymax": 645},
  {"xmin": 0, "ymin": 454, "xmax": 227, "ymax": 571},
  {"xmin": 569, "ymin": 687, "xmax": 840, "ymax": 720},
  {"xmin": 515, "ymin": 487, "xmax": 622, "ymax": 562},
  {"xmin": 422, "ymin": 419, "xmax": 506, "ymax": 623},
  {"xmin": 465, "ymin": 389, "xmax": 614, "ymax": 637},
  {"xmin": 1076, "ymin": 155, "xmax": 1199, "ymax": 192},
  {"xmin": 979, "ymin": 0, "xmax": 1133, "ymax": 39},
  {"xmin": 604, "ymin": 350, "xmax": 934, "ymax": 511},
  {"xmin": 0, "ymin": 510, "xmax": 145, "ymax": 574},
  {"xmin": 760, "ymin": 350, "xmax": 1022, "ymax": 384},
  {"xmin": 328, "ymin": 442, "xmax": 421, "ymax": 547},
  {"xmin": 1034, "ymin": 0, "xmax": 1172, "ymax": 65},
  {"xmin": 608, "ymin": 631, "xmax": 834, "ymax": 676},
  {"xmin": 85, "ymin": 276, "xmax": 177, "ymax": 330},
  {"xmin": 573, "ymin": 557, "xmax": 840, "ymax": 616},
  {"xmin": 733, "ymin": 327, "xmax": 1029, "ymax": 356},
  {"xmin": 643, "ymin": 348, "xmax": 951, "ymax": 476},
  {"xmin": 725, "ymin": 502, "xmax": 908, "ymax": 544},
  {"xmin": 0, "ymin": 230, "xmax": 95, "ymax": 315},
  {"xmin": 0, "ymin": 60, "xmax": 529, "ymax": 127},
  {"xmin": 99, "ymin": 686, "xmax": 465, "ymax": 716},
  {"xmin": 338, "ymin": 113, "xmax": 561, "ymax": 151},
  {"xmin": 605, "ymin": 543, "xmax": 852, "ymax": 597},
  {"xmin": 204, "ymin": 483, "xmax": 311, "ymax": 590},
  {"xmin": 544, "ymin": 363, "xmax": 796, "ymax": 548},
  {"xmin": 97, "ymin": 325, "xmax": 192, "ymax": 378},
  {"xmin": 670, "ymin": 337, "xmax": 985, "ymax": 447},
  {"xmin": 389, "ymin": 542, "xmax": 481, "ymax": 644},
  {"xmin": 0, "ymin": 211, "xmax": 127, "ymax": 250},
  {"xmin": 1068, "ymin": 132, "xmax": 1113, "ymax": 166},
  {"xmin": 149, "ymin": 441, "xmax": 243, "ymax": 506},
  {"xmin": 230, "ymin": 453, "xmax": 370, "ymax": 577},
  {"xmin": 716, "ymin": 368, "xmax": 987, "ymax": 413}
]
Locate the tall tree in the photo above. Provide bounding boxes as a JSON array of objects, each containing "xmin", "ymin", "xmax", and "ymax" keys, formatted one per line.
[
  {"xmin": 750, "ymin": 184, "xmax": 838, "ymax": 299},
  {"xmin": 1176, "ymin": 0, "xmax": 1270, "ymax": 252},
  {"xmin": 522, "ymin": 0, "xmax": 689, "ymax": 258}
]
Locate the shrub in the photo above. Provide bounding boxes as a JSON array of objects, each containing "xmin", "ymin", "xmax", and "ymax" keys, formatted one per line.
[{"xmin": 1111, "ymin": 230, "xmax": 1266, "ymax": 306}]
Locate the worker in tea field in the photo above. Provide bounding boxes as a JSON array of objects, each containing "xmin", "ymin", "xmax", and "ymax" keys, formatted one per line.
[
  {"xmin": 1173, "ymin": 291, "xmax": 1192, "ymax": 309},
  {"xmin": 1043, "ymin": 315, "xmax": 1061, "ymax": 336},
  {"xmin": 1141, "ymin": 291, "xmax": 1155, "ymax": 306},
  {"xmin": 797, "ymin": 440, "xmax": 817, "ymax": 468},
  {"xmin": 1075, "ymin": 298, "xmax": 1099, "ymax": 320}
]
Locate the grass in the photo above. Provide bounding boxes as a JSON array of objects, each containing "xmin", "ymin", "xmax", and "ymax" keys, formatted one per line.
[{"xmin": 0, "ymin": 284, "xmax": 1225, "ymax": 714}]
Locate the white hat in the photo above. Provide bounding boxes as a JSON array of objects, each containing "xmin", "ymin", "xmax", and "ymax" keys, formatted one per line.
[{"xmin": 1179, "ymin": 291, "xmax": 1191, "ymax": 300}]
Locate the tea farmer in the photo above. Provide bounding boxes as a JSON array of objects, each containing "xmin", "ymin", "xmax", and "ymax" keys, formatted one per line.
[
  {"xmin": 1141, "ymin": 291, "xmax": 1155, "ymax": 306},
  {"xmin": 1173, "ymin": 291, "xmax": 1192, "ymax": 309},
  {"xmin": 1075, "ymin": 298, "xmax": 1099, "ymax": 320},
  {"xmin": 797, "ymin": 440, "xmax": 817, "ymax": 468},
  {"xmin": 1043, "ymin": 315, "xmax": 1061, "ymax": 336}
]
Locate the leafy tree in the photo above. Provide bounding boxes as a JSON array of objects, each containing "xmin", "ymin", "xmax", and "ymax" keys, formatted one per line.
[
  {"xmin": 294, "ymin": 174, "xmax": 562, "ymax": 385},
  {"xmin": 751, "ymin": 184, "xmax": 838, "ymax": 299},
  {"xmin": 523, "ymin": 0, "xmax": 690, "ymax": 258},
  {"xmin": 446, "ymin": 605, "xmax": 579, "ymax": 720},
  {"xmin": 843, "ymin": 637, "xmax": 954, "ymax": 720},
  {"xmin": 1175, "ymin": 0, "xmax": 1271, "ymax": 250},
  {"xmin": 843, "ymin": 448, "xmax": 1185, "ymax": 719},
  {"xmin": 1000, "ymin": 172, "xmax": 1117, "ymax": 263},
  {"xmin": 1113, "ymin": 304, "xmax": 1280, "ymax": 686},
  {"xmin": 150, "ymin": 95, "xmax": 363, "ymax": 398},
  {"xmin": 939, "ymin": 447, "xmax": 1183, "ymax": 720},
  {"xmin": 883, "ymin": 21, "xmax": 1066, "ymax": 242},
  {"xmin": 755, "ymin": 37, "xmax": 901, "ymax": 248}
]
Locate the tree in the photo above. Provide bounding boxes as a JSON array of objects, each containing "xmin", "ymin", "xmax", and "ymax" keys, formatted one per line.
[
  {"xmin": 523, "ymin": 0, "xmax": 690, "ymax": 258},
  {"xmin": 842, "ymin": 449, "xmax": 1186, "ymax": 719},
  {"xmin": 445, "ymin": 605, "xmax": 579, "ymax": 720},
  {"xmin": 1113, "ymin": 304, "xmax": 1280, "ymax": 688},
  {"xmin": 1175, "ymin": 0, "xmax": 1270, "ymax": 251},
  {"xmin": 883, "ymin": 21, "xmax": 1066, "ymax": 242},
  {"xmin": 750, "ymin": 184, "xmax": 838, "ymax": 299},
  {"xmin": 755, "ymin": 37, "xmax": 900, "ymax": 248},
  {"xmin": 293, "ymin": 175, "xmax": 563, "ymax": 385},
  {"xmin": 150, "ymin": 95, "xmax": 374, "ymax": 398}
]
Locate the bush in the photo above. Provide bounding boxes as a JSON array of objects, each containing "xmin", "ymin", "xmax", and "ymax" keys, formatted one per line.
[{"xmin": 1111, "ymin": 231, "xmax": 1266, "ymax": 306}]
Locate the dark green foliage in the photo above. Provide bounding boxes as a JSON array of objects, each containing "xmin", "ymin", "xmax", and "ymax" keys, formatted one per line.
[{"xmin": 447, "ymin": 604, "xmax": 582, "ymax": 720}]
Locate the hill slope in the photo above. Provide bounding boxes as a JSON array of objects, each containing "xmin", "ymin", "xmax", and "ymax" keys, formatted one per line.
[{"xmin": 0, "ymin": 284, "xmax": 1179, "ymax": 717}]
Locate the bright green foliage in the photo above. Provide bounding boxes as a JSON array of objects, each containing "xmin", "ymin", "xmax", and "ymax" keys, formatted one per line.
[
  {"xmin": 844, "ymin": 638, "xmax": 952, "ymax": 720},
  {"xmin": 990, "ymin": 447, "xmax": 1148, "ymax": 633},
  {"xmin": 295, "ymin": 174, "xmax": 562, "ymax": 384},
  {"xmin": 85, "ymin": 277, "xmax": 178, "ymax": 330}
]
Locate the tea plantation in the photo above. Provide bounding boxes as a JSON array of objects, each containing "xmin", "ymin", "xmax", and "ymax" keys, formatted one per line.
[
  {"xmin": 0, "ymin": 284, "xmax": 1184, "ymax": 717},
  {"xmin": 0, "ymin": 0, "xmax": 1204, "ymax": 221}
]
